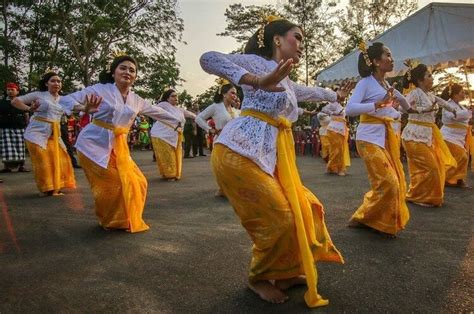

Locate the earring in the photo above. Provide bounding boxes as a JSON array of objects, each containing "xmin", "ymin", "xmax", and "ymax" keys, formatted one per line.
[{"xmin": 275, "ymin": 41, "xmax": 281, "ymax": 47}]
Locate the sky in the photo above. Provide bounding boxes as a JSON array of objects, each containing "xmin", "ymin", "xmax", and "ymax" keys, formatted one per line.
[{"xmin": 175, "ymin": 0, "xmax": 473, "ymax": 97}]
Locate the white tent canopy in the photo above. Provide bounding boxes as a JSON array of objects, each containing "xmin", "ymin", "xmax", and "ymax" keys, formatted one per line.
[{"xmin": 316, "ymin": 2, "xmax": 474, "ymax": 85}]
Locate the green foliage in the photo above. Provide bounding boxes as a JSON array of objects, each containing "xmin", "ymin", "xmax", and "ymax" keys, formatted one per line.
[{"xmin": 0, "ymin": 0, "xmax": 184, "ymax": 94}]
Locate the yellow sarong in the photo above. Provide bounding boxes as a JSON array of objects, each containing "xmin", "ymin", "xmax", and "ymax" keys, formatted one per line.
[
  {"xmin": 330, "ymin": 117, "xmax": 351, "ymax": 167},
  {"xmin": 445, "ymin": 141, "xmax": 469, "ymax": 185},
  {"xmin": 86, "ymin": 119, "xmax": 149, "ymax": 233},
  {"xmin": 445, "ymin": 123, "xmax": 473, "ymax": 172},
  {"xmin": 319, "ymin": 135, "xmax": 329, "ymax": 160},
  {"xmin": 26, "ymin": 116, "xmax": 76, "ymax": 192},
  {"xmin": 350, "ymin": 115, "xmax": 409, "ymax": 234},
  {"xmin": 233, "ymin": 110, "xmax": 343, "ymax": 308},
  {"xmin": 25, "ymin": 138, "xmax": 76, "ymax": 193},
  {"xmin": 327, "ymin": 129, "xmax": 350, "ymax": 173},
  {"xmin": 151, "ymin": 121, "xmax": 183, "ymax": 179}
]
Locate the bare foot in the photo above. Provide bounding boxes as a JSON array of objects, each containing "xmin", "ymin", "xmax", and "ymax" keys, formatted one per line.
[
  {"xmin": 376, "ymin": 230, "xmax": 397, "ymax": 239},
  {"xmin": 214, "ymin": 189, "xmax": 226, "ymax": 197},
  {"xmin": 412, "ymin": 201, "xmax": 435, "ymax": 208},
  {"xmin": 337, "ymin": 171, "xmax": 347, "ymax": 176},
  {"xmin": 347, "ymin": 220, "xmax": 368, "ymax": 228},
  {"xmin": 248, "ymin": 280, "xmax": 289, "ymax": 304},
  {"xmin": 52, "ymin": 191, "xmax": 65, "ymax": 196},
  {"xmin": 274, "ymin": 276, "xmax": 307, "ymax": 290}
]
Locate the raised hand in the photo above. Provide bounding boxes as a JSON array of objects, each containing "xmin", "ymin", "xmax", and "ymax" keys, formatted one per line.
[
  {"xmin": 85, "ymin": 94, "xmax": 103, "ymax": 114},
  {"xmin": 254, "ymin": 59, "xmax": 294, "ymax": 92},
  {"xmin": 375, "ymin": 89, "xmax": 394, "ymax": 109},
  {"xmin": 337, "ymin": 80, "xmax": 355, "ymax": 99},
  {"xmin": 29, "ymin": 100, "xmax": 41, "ymax": 112}
]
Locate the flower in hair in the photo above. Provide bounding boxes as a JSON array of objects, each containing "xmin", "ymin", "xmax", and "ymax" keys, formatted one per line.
[
  {"xmin": 358, "ymin": 41, "xmax": 372, "ymax": 67},
  {"xmin": 257, "ymin": 14, "xmax": 284, "ymax": 48}
]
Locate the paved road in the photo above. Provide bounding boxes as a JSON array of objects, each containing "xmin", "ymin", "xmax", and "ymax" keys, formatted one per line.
[{"xmin": 0, "ymin": 151, "xmax": 472, "ymax": 313}]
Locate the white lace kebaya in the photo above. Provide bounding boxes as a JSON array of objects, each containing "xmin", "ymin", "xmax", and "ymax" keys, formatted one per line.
[
  {"xmin": 401, "ymin": 88, "xmax": 454, "ymax": 146},
  {"xmin": 200, "ymin": 51, "xmax": 337, "ymax": 176},
  {"xmin": 440, "ymin": 99, "xmax": 472, "ymax": 149},
  {"xmin": 322, "ymin": 102, "xmax": 346, "ymax": 136}
]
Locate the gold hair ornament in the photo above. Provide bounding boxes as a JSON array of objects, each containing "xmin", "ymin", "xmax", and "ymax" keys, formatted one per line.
[
  {"xmin": 403, "ymin": 59, "xmax": 421, "ymax": 82},
  {"xmin": 106, "ymin": 49, "xmax": 128, "ymax": 72},
  {"xmin": 257, "ymin": 15, "xmax": 284, "ymax": 48},
  {"xmin": 217, "ymin": 78, "xmax": 231, "ymax": 94},
  {"xmin": 358, "ymin": 41, "xmax": 372, "ymax": 67},
  {"xmin": 43, "ymin": 66, "xmax": 59, "ymax": 75}
]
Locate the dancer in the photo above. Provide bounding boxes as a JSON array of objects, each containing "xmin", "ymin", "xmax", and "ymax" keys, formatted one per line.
[
  {"xmin": 316, "ymin": 111, "xmax": 330, "ymax": 161},
  {"xmin": 0, "ymin": 82, "xmax": 29, "ymax": 173},
  {"xmin": 200, "ymin": 16, "xmax": 348, "ymax": 307},
  {"xmin": 440, "ymin": 83, "xmax": 472, "ymax": 188},
  {"xmin": 322, "ymin": 100, "xmax": 350, "ymax": 175},
  {"xmin": 150, "ymin": 89, "xmax": 196, "ymax": 181},
  {"xmin": 401, "ymin": 63, "xmax": 457, "ymax": 207},
  {"xmin": 11, "ymin": 70, "xmax": 76, "ymax": 196},
  {"xmin": 345, "ymin": 42, "xmax": 411, "ymax": 236},
  {"xmin": 60, "ymin": 54, "xmax": 176, "ymax": 232},
  {"xmin": 195, "ymin": 81, "xmax": 240, "ymax": 196}
]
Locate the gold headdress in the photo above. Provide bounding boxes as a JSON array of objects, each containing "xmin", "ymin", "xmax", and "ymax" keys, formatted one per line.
[
  {"xmin": 403, "ymin": 58, "xmax": 420, "ymax": 82},
  {"xmin": 358, "ymin": 41, "xmax": 372, "ymax": 67},
  {"xmin": 43, "ymin": 66, "xmax": 59, "ymax": 75},
  {"xmin": 106, "ymin": 49, "xmax": 128, "ymax": 72},
  {"xmin": 217, "ymin": 78, "xmax": 231, "ymax": 94},
  {"xmin": 257, "ymin": 15, "xmax": 284, "ymax": 48}
]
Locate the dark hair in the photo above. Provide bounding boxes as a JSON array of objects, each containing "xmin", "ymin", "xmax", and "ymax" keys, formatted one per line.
[
  {"xmin": 99, "ymin": 55, "xmax": 138, "ymax": 84},
  {"xmin": 213, "ymin": 83, "xmax": 235, "ymax": 103},
  {"xmin": 244, "ymin": 19, "xmax": 300, "ymax": 58},
  {"xmin": 39, "ymin": 72, "xmax": 60, "ymax": 91},
  {"xmin": 402, "ymin": 64, "xmax": 428, "ymax": 89},
  {"xmin": 358, "ymin": 42, "xmax": 385, "ymax": 77},
  {"xmin": 440, "ymin": 83, "xmax": 463, "ymax": 101},
  {"xmin": 160, "ymin": 89, "xmax": 176, "ymax": 102}
]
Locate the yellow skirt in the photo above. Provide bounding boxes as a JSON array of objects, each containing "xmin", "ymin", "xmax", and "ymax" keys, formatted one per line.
[
  {"xmin": 78, "ymin": 151, "xmax": 149, "ymax": 232},
  {"xmin": 403, "ymin": 140, "xmax": 444, "ymax": 206},
  {"xmin": 151, "ymin": 137, "xmax": 182, "ymax": 179},
  {"xmin": 320, "ymin": 135, "xmax": 330, "ymax": 160},
  {"xmin": 445, "ymin": 141, "xmax": 469, "ymax": 185},
  {"xmin": 326, "ymin": 130, "xmax": 346, "ymax": 173},
  {"xmin": 351, "ymin": 141, "xmax": 409, "ymax": 234},
  {"xmin": 212, "ymin": 144, "xmax": 343, "ymax": 282},
  {"xmin": 25, "ymin": 139, "xmax": 76, "ymax": 193}
]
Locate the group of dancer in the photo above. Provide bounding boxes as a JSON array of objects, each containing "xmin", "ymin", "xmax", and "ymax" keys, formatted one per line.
[{"xmin": 3, "ymin": 15, "xmax": 472, "ymax": 309}]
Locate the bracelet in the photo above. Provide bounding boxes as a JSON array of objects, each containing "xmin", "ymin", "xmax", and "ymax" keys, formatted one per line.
[{"xmin": 251, "ymin": 75, "xmax": 260, "ymax": 90}]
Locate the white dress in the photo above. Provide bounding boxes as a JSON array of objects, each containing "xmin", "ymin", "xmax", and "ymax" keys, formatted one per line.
[
  {"xmin": 17, "ymin": 91, "xmax": 67, "ymax": 150},
  {"xmin": 317, "ymin": 112, "xmax": 330, "ymax": 136},
  {"xmin": 346, "ymin": 75, "xmax": 409, "ymax": 149},
  {"xmin": 149, "ymin": 101, "xmax": 196, "ymax": 148},
  {"xmin": 440, "ymin": 99, "xmax": 472, "ymax": 149},
  {"xmin": 200, "ymin": 51, "xmax": 338, "ymax": 176},
  {"xmin": 60, "ymin": 83, "xmax": 176, "ymax": 168}
]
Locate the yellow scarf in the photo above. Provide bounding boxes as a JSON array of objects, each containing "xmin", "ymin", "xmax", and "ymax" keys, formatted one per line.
[
  {"xmin": 92, "ymin": 119, "xmax": 148, "ymax": 232},
  {"xmin": 331, "ymin": 116, "xmax": 351, "ymax": 167},
  {"xmin": 241, "ymin": 109, "xmax": 330, "ymax": 308},
  {"xmin": 360, "ymin": 114, "xmax": 408, "ymax": 213},
  {"xmin": 408, "ymin": 120, "xmax": 457, "ymax": 168},
  {"xmin": 34, "ymin": 116, "xmax": 61, "ymax": 191}
]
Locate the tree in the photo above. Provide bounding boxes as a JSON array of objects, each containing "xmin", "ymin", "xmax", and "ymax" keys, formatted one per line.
[
  {"xmin": 284, "ymin": 0, "xmax": 341, "ymax": 85},
  {"xmin": 178, "ymin": 89, "xmax": 193, "ymax": 108},
  {"xmin": 338, "ymin": 0, "xmax": 417, "ymax": 55},
  {"xmin": 218, "ymin": 4, "xmax": 282, "ymax": 52}
]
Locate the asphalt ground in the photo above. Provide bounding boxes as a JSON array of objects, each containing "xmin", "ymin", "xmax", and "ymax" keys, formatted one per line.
[{"xmin": 0, "ymin": 150, "xmax": 472, "ymax": 313}]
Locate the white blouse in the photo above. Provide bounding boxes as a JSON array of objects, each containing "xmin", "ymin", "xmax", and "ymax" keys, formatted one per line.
[
  {"xmin": 322, "ymin": 102, "xmax": 346, "ymax": 136},
  {"xmin": 195, "ymin": 102, "xmax": 239, "ymax": 132},
  {"xmin": 17, "ymin": 91, "xmax": 67, "ymax": 150},
  {"xmin": 346, "ymin": 75, "xmax": 409, "ymax": 149},
  {"xmin": 60, "ymin": 83, "xmax": 176, "ymax": 168},
  {"xmin": 441, "ymin": 99, "xmax": 472, "ymax": 148},
  {"xmin": 401, "ymin": 88, "xmax": 453, "ymax": 146},
  {"xmin": 317, "ymin": 112, "xmax": 330, "ymax": 136},
  {"xmin": 200, "ymin": 51, "xmax": 337, "ymax": 176},
  {"xmin": 149, "ymin": 101, "xmax": 196, "ymax": 148}
]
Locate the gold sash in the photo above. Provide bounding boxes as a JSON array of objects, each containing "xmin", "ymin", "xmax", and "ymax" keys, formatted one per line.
[
  {"xmin": 92, "ymin": 119, "xmax": 149, "ymax": 232},
  {"xmin": 331, "ymin": 116, "xmax": 351, "ymax": 167},
  {"xmin": 241, "ymin": 110, "xmax": 334, "ymax": 308},
  {"xmin": 34, "ymin": 116, "xmax": 61, "ymax": 191},
  {"xmin": 360, "ymin": 114, "xmax": 407, "ymax": 211},
  {"xmin": 408, "ymin": 120, "xmax": 457, "ymax": 168}
]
